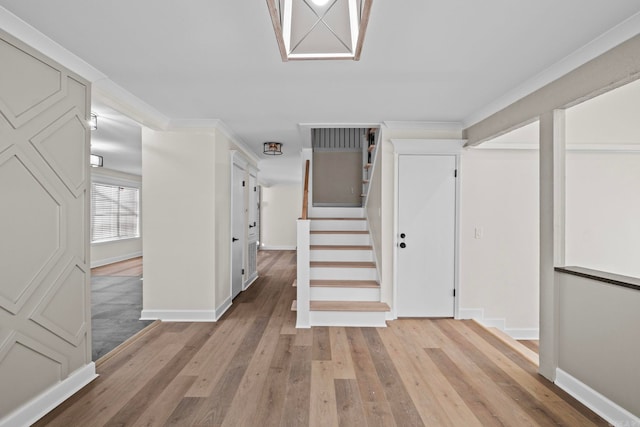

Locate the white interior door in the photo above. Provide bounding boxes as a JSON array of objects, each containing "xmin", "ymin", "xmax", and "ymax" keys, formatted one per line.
[
  {"xmin": 231, "ymin": 164, "xmax": 244, "ymax": 299},
  {"xmin": 396, "ymin": 155, "xmax": 456, "ymax": 317}
]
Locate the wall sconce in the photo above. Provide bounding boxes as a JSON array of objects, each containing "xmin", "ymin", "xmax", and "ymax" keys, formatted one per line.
[
  {"xmin": 90, "ymin": 154, "xmax": 103, "ymax": 167},
  {"xmin": 263, "ymin": 142, "xmax": 283, "ymax": 155},
  {"xmin": 89, "ymin": 113, "xmax": 98, "ymax": 131}
]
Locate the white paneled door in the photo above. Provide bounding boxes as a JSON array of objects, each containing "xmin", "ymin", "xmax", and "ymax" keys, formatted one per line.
[
  {"xmin": 396, "ymin": 155, "xmax": 456, "ymax": 317},
  {"xmin": 231, "ymin": 163, "xmax": 244, "ymax": 299}
]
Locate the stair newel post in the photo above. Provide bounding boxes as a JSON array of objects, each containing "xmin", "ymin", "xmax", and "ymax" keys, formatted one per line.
[{"xmin": 296, "ymin": 218, "xmax": 311, "ymax": 328}]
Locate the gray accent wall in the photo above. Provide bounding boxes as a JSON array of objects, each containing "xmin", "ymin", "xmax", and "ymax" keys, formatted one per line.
[{"xmin": 557, "ymin": 273, "xmax": 640, "ymax": 416}]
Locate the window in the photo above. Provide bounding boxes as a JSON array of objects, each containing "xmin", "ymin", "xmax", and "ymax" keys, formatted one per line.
[{"xmin": 91, "ymin": 182, "xmax": 140, "ymax": 242}]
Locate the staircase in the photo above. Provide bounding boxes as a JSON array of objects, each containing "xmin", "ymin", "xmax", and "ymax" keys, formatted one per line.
[{"xmin": 297, "ymin": 207, "xmax": 389, "ymax": 327}]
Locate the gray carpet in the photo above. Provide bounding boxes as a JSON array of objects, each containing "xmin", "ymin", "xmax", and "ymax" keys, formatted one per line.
[{"xmin": 91, "ymin": 275, "xmax": 153, "ymax": 361}]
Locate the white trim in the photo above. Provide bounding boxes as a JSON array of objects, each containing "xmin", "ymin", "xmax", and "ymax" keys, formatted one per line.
[
  {"xmin": 214, "ymin": 296, "xmax": 233, "ymax": 321},
  {"xmin": 0, "ymin": 363, "xmax": 97, "ymax": 427},
  {"xmin": 458, "ymin": 308, "xmax": 540, "ymax": 339},
  {"xmin": 458, "ymin": 307, "xmax": 506, "ymax": 329},
  {"xmin": 140, "ymin": 309, "xmax": 217, "ymax": 322},
  {"xmin": 0, "ymin": 7, "xmax": 104, "ymax": 82},
  {"xmin": 555, "ymin": 368, "xmax": 640, "ymax": 427},
  {"xmin": 243, "ymin": 274, "xmax": 259, "ymax": 291},
  {"xmin": 504, "ymin": 328, "xmax": 540, "ymax": 340},
  {"xmin": 463, "ymin": 11, "xmax": 640, "ymax": 128},
  {"xmin": 90, "ymin": 251, "xmax": 142, "ymax": 268},
  {"xmin": 472, "ymin": 142, "xmax": 640, "ymax": 152},
  {"xmin": 168, "ymin": 119, "xmax": 261, "ymax": 166},
  {"xmin": 260, "ymin": 245, "xmax": 296, "ymax": 250},
  {"xmin": 391, "ymin": 139, "xmax": 466, "ymax": 155},
  {"xmin": 383, "ymin": 121, "xmax": 463, "ymax": 132}
]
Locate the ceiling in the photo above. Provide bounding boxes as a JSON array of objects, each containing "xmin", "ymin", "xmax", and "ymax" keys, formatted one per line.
[{"xmin": 1, "ymin": 1, "xmax": 640, "ymax": 182}]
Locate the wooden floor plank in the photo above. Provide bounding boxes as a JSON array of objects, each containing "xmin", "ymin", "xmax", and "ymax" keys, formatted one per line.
[
  {"xmin": 312, "ymin": 326, "xmax": 332, "ymax": 361},
  {"xmin": 346, "ymin": 328, "xmax": 397, "ymax": 427},
  {"xmin": 310, "ymin": 361, "xmax": 339, "ymax": 427},
  {"xmin": 334, "ymin": 379, "xmax": 368, "ymax": 427},
  {"xmin": 250, "ymin": 334, "xmax": 295, "ymax": 427},
  {"xmin": 280, "ymin": 346, "xmax": 312, "ymax": 427},
  {"xmin": 34, "ymin": 250, "xmax": 607, "ymax": 427},
  {"xmin": 360, "ymin": 328, "xmax": 425, "ymax": 426}
]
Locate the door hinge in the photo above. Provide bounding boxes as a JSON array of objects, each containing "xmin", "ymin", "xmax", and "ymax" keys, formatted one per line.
[
  {"xmin": 242, "ymin": 268, "xmax": 245, "ymax": 275},
  {"xmin": 242, "ymin": 181, "xmax": 245, "ymax": 187},
  {"xmin": 453, "ymin": 289, "xmax": 456, "ymax": 297},
  {"xmin": 254, "ymin": 186, "xmax": 257, "ymax": 191},
  {"xmin": 454, "ymin": 169, "xmax": 458, "ymax": 178}
]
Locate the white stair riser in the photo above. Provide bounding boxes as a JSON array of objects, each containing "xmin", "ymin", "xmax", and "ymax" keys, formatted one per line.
[
  {"xmin": 310, "ymin": 250, "xmax": 373, "ymax": 262},
  {"xmin": 310, "ymin": 220, "xmax": 367, "ymax": 231},
  {"xmin": 309, "ymin": 207, "xmax": 364, "ymax": 218},
  {"xmin": 310, "ymin": 286, "xmax": 380, "ymax": 301},
  {"xmin": 310, "ymin": 267, "xmax": 378, "ymax": 281},
  {"xmin": 310, "ymin": 234, "xmax": 371, "ymax": 246},
  {"xmin": 309, "ymin": 310, "xmax": 387, "ymax": 327}
]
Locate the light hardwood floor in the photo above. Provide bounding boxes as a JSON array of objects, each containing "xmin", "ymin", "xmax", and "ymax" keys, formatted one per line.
[
  {"xmin": 92, "ymin": 257, "xmax": 143, "ymax": 277},
  {"xmin": 36, "ymin": 250, "xmax": 606, "ymax": 426}
]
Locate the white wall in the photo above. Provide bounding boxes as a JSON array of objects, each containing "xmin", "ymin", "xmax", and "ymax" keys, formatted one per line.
[
  {"xmin": 565, "ymin": 152, "xmax": 640, "ymax": 278},
  {"xmin": 90, "ymin": 168, "xmax": 142, "ymax": 267},
  {"xmin": 459, "ymin": 148, "xmax": 540, "ymax": 335},
  {"xmin": 260, "ymin": 184, "xmax": 301, "ymax": 250},
  {"xmin": 141, "ymin": 129, "xmax": 217, "ymax": 314}
]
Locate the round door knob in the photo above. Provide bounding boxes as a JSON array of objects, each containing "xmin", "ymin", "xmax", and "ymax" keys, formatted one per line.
[{"xmin": 400, "ymin": 242, "xmax": 406, "ymax": 248}]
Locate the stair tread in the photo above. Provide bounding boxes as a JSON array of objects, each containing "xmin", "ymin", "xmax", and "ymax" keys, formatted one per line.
[
  {"xmin": 310, "ymin": 280, "xmax": 379, "ymax": 288},
  {"xmin": 311, "ymin": 261, "xmax": 376, "ymax": 268},
  {"xmin": 310, "ymin": 245, "xmax": 372, "ymax": 250},
  {"xmin": 311, "ymin": 230, "xmax": 369, "ymax": 234},
  {"xmin": 310, "ymin": 301, "xmax": 390, "ymax": 312}
]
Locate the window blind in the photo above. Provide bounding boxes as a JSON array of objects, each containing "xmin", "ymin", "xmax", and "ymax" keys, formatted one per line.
[{"xmin": 91, "ymin": 183, "xmax": 140, "ymax": 242}]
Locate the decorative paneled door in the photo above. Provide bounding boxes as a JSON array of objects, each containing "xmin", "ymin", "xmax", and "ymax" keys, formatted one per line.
[{"xmin": 0, "ymin": 30, "xmax": 91, "ymax": 417}]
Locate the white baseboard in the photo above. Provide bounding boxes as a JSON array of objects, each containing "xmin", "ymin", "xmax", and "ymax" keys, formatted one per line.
[
  {"xmin": 140, "ymin": 309, "xmax": 216, "ymax": 322},
  {"xmin": 458, "ymin": 308, "xmax": 539, "ymax": 340},
  {"xmin": 1, "ymin": 362, "xmax": 97, "ymax": 427},
  {"xmin": 90, "ymin": 251, "xmax": 142, "ymax": 268},
  {"xmin": 260, "ymin": 245, "xmax": 296, "ymax": 250},
  {"xmin": 505, "ymin": 328, "xmax": 540, "ymax": 340},
  {"xmin": 214, "ymin": 297, "xmax": 232, "ymax": 320},
  {"xmin": 243, "ymin": 275, "xmax": 258, "ymax": 291},
  {"xmin": 555, "ymin": 368, "xmax": 640, "ymax": 427}
]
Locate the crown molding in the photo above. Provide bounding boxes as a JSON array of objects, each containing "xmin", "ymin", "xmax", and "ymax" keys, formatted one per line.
[
  {"xmin": 167, "ymin": 119, "xmax": 261, "ymax": 166},
  {"xmin": 92, "ymin": 80, "xmax": 169, "ymax": 130},
  {"xmin": 382, "ymin": 121, "xmax": 463, "ymax": 132},
  {"xmin": 0, "ymin": 6, "xmax": 105, "ymax": 82},
  {"xmin": 463, "ymin": 11, "xmax": 640, "ymax": 129},
  {"xmin": 470, "ymin": 142, "xmax": 640, "ymax": 152}
]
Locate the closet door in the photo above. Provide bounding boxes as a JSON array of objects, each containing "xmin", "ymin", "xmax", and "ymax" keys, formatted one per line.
[{"xmin": 396, "ymin": 155, "xmax": 456, "ymax": 317}]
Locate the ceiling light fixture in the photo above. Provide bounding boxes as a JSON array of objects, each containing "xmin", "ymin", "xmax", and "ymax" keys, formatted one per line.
[
  {"xmin": 89, "ymin": 113, "xmax": 98, "ymax": 131},
  {"xmin": 267, "ymin": 0, "xmax": 373, "ymax": 61},
  {"xmin": 263, "ymin": 142, "xmax": 283, "ymax": 155}
]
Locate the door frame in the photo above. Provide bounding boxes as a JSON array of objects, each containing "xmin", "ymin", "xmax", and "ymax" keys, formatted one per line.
[{"xmin": 391, "ymin": 139, "xmax": 465, "ymax": 319}]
